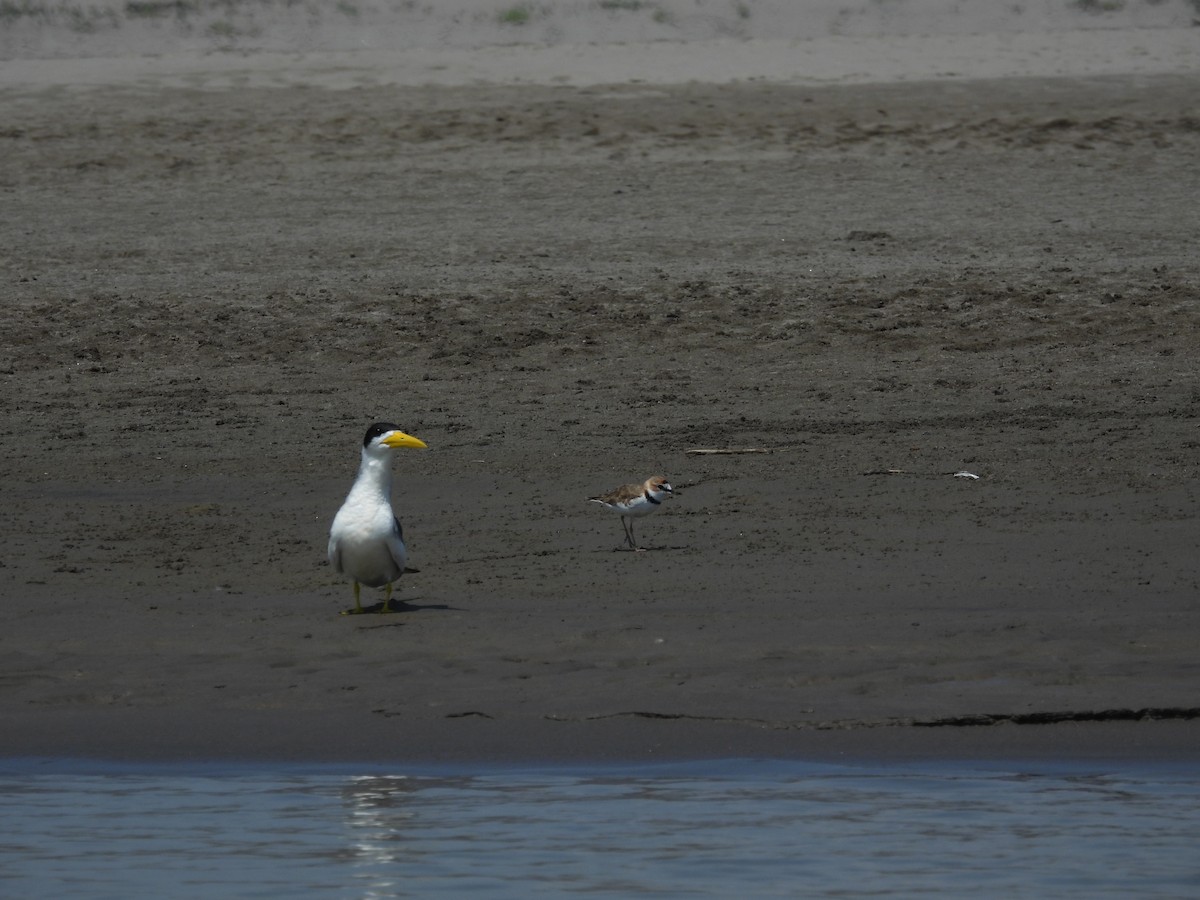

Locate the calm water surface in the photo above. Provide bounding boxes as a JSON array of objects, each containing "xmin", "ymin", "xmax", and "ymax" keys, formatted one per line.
[{"xmin": 2, "ymin": 757, "xmax": 1198, "ymax": 898}]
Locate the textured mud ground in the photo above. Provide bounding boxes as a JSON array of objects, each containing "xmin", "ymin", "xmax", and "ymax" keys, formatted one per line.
[{"xmin": 1, "ymin": 74, "xmax": 1198, "ymax": 759}]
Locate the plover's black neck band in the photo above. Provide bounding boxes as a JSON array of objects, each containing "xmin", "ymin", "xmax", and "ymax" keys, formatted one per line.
[{"xmin": 645, "ymin": 491, "xmax": 661, "ymax": 505}]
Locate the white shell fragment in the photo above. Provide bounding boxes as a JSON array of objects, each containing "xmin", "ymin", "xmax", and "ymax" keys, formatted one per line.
[{"xmin": 953, "ymin": 471, "xmax": 981, "ymax": 480}]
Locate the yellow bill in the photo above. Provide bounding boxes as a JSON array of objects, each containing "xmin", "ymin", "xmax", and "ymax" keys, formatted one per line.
[{"xmin": 382, "ymin": 431, "xmax": 427, "ymax": 450}]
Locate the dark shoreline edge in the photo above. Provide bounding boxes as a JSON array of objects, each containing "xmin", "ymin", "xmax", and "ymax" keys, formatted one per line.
[{"xmin": 4, "ymin": 711, "xmax": 1198, "ymax": 767}]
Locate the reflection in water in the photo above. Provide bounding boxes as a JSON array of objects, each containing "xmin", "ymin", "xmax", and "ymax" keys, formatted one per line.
[
  {"xmin": 1, "ymin": 760, "xmax": 1198, "ymax": 898},
  {"xmin": 340, "ymin": 775, "xmax": 419, "ymax": 896}
]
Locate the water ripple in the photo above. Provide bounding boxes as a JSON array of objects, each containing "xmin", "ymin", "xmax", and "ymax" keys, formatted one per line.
[{"xmin": 1, "ymin": 760, "xmax": 1198, "ymax": 898}]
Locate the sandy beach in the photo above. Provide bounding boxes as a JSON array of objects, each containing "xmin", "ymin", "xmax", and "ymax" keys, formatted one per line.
[{"xmin": 1, "ymin": 5, "xmax": 1199, "ymax": 762}]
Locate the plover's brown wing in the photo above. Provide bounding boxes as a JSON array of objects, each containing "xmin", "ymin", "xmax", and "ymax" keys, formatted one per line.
[{"xmin": 589, "ymin": 482, "xmax": 642, "ymax": 505}]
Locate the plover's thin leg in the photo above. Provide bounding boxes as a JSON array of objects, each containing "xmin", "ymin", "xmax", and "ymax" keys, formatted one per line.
[
  {"xmin": 621, "ymin": 516, "xmax": 637, "ymax": 550},
  {"xmin": 629, "ymin": 518, "xmax": 644, "ymax": 551}
]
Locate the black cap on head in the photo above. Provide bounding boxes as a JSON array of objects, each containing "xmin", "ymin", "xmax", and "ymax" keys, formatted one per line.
[{"xmin": 364, "ymin": 422, "xmax": 401, "ymax": 447}]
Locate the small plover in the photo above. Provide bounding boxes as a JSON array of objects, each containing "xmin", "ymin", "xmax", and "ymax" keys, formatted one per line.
[{"xmin": 588, "ymin": 475, "xmax": 673, "ymax": 551}]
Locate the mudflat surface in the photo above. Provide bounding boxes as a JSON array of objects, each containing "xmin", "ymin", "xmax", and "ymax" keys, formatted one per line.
[{"xmin": 1, "ymin": 70, "xmax": 1198, "ymax": 762}]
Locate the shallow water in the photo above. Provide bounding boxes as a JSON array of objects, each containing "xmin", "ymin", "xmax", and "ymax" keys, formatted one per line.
[{"xmin": 2, "ymin": 758, "xmax": 1198, "ymax": 898}]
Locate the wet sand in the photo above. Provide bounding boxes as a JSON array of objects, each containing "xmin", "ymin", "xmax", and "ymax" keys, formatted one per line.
[{"xmin": 2, "ymin": 42, "xmax": 1199, "ymax": 762}]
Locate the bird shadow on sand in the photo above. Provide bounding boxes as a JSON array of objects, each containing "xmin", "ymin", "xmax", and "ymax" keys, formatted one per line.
[{"xmin": 340, "ymin": 597, "xmax": 463, "ymax": 619}]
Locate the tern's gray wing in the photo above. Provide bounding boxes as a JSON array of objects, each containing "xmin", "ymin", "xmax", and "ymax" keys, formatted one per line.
[
  {"xmin": 386, "ymin": 516, "xmax": 408, "ymax": 573},
  {"xmin": 327, "ymin": 535, "xmax": 343, "ymax": 574}
]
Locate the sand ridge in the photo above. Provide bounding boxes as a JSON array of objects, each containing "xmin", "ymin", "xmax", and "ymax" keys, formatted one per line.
[{"xmin": 1, "ymin": 33, "xmax": 1198, "ymax": 761}]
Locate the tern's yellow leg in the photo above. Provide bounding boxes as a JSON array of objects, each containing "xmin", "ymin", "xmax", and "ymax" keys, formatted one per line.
[
  {"xmin": 340, "ymin": 581, "xmax": 367, "ymax": 616},
  {"xmin": 340, "ymin": 581, "xmax": 398, "ymax": 615}
]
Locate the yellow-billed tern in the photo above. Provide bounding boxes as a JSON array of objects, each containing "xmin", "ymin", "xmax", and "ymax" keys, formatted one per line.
[{"xmin": 328, "ymin": 422, "xmax": 427, "ymax": 614}]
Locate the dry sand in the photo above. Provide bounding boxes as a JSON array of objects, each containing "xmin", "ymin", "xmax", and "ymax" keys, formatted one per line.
[{"xmin": 2, "ymin": 22, "xmax": 1199, "ymax": 763}]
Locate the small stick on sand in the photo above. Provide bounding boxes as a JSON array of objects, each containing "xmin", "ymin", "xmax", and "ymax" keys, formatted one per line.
[{"xmin": 686, "ymin": 448, "xmax": 774, "ymax": 455}]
